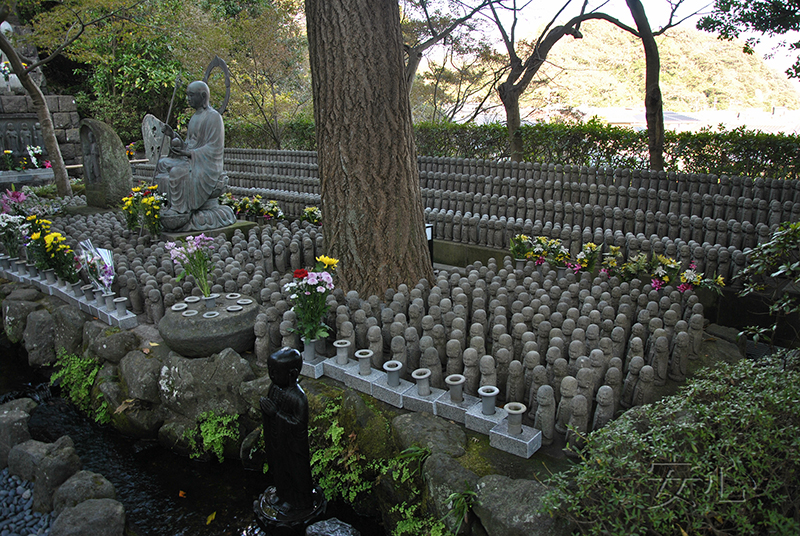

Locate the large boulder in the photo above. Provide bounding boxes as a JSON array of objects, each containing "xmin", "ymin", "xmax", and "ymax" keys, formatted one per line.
[
  {"xmin": 3, "ymin": 299, "xmax": 40, "ymax": 343},
  {"xmin": 423, "ymin": 453, "xmax": 480, "ymax": 535},
  {"xmin": 50, "ymin": 498, "xmax": 126, "ymax": 536},
  {"xmin": 158, "ymin": 348, "xmax": 255, "ymax": 421},
  {"xmin": 53, "ymin": 305, "xmax": 89, "ymax": 356},
  {"xmin": 0, "ymin": 408, "xmax": 31, "ymax": 468},
  {"xmin": 339, "ymin": 389, "xmax": 397, "ymax": 460},
  {"xmin": 52, "ymin": 470, "xmax": 117, "ymax": 518},
  {"xmin": 33, "ymin": 435, "xmax": 82, "ymax": 513},
  {"xmin": 24, "ymin": 308, "xmax": 56, "ymax": 367},
  {"xmin": 119, "ymin": 350, "xmax": 162, "ymax": 403},
  {"xmin": 157, "ymin": 416, "xmax": 196, "ymax": 457},
  {"xmin": 392, "ymin": 412, "xmax": 466, "ymax": 458},
  {"xmin": 86, "ymin": 326, "xmax": 139, "ymax": 364},
  {"xmin": 96, "ymin": 378, "xmax": 163, "ymax": 438},
  {"xmin": 238, "ymin": 374, "xmax": 272, "ymax": 412},
  {"xmin": 473, "ymin": 475, "xmax": 573, "ymax": 536},
  {"xmin": 157, "ymin": 299, "xmax": 259, "ymax": 357},
  {"xmin": 306, "ymin": 518, "xmax": 361, "ymax": 536},
  {"xmin": 80, "ymin": 117, "xmax": 132, "ymax": 209},
  {"xmin": 7, "ymin": 438, "xmax": 51, "ymax": 481}
]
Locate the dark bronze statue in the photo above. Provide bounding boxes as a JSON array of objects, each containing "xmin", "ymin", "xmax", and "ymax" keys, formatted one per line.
[
  {"xmin": 256, "ymin": 347, "xmax": 324, "ymax": 528},
  {"xmin": 155, "ymin": 80, "xmax": 236, "ymax": 232}
]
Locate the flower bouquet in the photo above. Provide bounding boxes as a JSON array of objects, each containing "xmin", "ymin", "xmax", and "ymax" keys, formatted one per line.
[
  {"xmin": 262, "ymin": 199, "xmax": 284, "ymax": 221},
  {"xmin": 300, "ymin": 206, "xmax": 322, "ymax": 225},
  {"xmin": 121, "ymin": 184, "xmax": 165, "ymax": 236},
  {"xmin": 44, "ymin": 231, "xmax": 79, "ymax": 283},
  {"xmin": 527, "ymin": 236, "xmax": 569, "ymax": 268},
  {"xmin": 568, "ymin": 242, "xmax": 600, "ymax": 274},
  {"xmin": 1, "ymin": 188, "xmax": 27, "ymax": 215},
  {"xmin": 283, "ymin": 255, "xmax": 338, "ymax": 341},
  {"xmin": 678, "ymin": 263, "xmax": 725, "ymax": 295},
  {"xmin": 509, "ymin": 234, "xmax": 532, "ymax": 260},
  {"xmin": 23, "ymin": 215, "xmax": 53, "ymax": 270},
  {"xmin": 0, "ymin": 213, "xmax": 24, "ymax": 257},
  {"xmin": 165, "ymin": 234, "xmax": 214, "ymax": 296},
  {"xmin": 600, "ymin": 245, "xmax": 623, "ymax": 277},
  {"xmin": 78, "ymin": 239, "xmax": 115, "ymax": 293}
]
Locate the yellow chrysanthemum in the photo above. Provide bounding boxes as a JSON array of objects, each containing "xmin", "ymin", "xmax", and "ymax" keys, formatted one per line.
[
  {"xmin": 715, "ymin": 275, "xmax": 725, "ymax": 287},
  {"xmin": 316, "ymin": 255, "xmax": 339, "ymax": 270}
]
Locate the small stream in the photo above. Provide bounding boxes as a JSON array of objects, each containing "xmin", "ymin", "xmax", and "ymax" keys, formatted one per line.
[{"xmin": 1, "ymin": 345, "xmax": 382, "ymax": 536}]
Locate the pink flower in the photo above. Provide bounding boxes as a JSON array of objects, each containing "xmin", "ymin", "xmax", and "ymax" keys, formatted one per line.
[
  {"xmin": 44, "ymin": 161, "xmax": 51, "ymax": 168},
  {"xmin": 651, "ymin": 278, "xmax": 664, "ymax": 291},
  {"xmin": 678, "ymin": 282, "xmax": 693, "ymax": 293}
]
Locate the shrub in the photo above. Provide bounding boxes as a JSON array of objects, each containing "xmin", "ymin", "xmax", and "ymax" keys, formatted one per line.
[{"xmin": 543, "ymin": 353, "xmax": 800, "ymax": 535}]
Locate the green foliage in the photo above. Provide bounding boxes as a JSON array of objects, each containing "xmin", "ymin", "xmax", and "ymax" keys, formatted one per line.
[
  {"xmin": 26, "ymin": 0, "xmax": 185, "ymax": 143},
  {"xmin": 185, "ymin": 410, "xmax": 240, "ymax": 463},
  {"xmin": 391, "ymin": 501, "xmax": 449, "ymax": 536},
  {"xmin": 50, "ymin": 350, "xmax": 100, "ymax": 413},
  {"xmin": 443, "ymin": 485, "xmax": 477, "ymax": 536},
  {"xmin": 226, "ymin": 118, "xmax": 316, "ymax": 150},
  {"xmin": 698, "ymin": 0, "xmax": 800, "ymax": 79},
  {"xmin": 50, "ymin": 349, "xmax": 108, "ymax": 423},
  {"xmin": 543, "ymin": 354, "xmax": 800, "ymax": 535},
  {"xmin": 309, "ymin": 399, "xmax": 377, "ymax": 502},
  {"xmin": 737, "ymin": 221, "xmax": 800, "ymax": 348}
]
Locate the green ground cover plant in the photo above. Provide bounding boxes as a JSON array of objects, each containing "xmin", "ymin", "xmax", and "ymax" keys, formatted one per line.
[{"xmin": 543, "ymin": 352, "xmax": 800, "ymax": 535}]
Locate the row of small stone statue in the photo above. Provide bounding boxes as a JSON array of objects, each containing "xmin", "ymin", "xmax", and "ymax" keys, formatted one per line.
[
  {"xmin": 211, "ymin": 148, "xmax": 800, "ymax": 206},
  {"xmin": 247, "ymin": 259, "xmax": 704, "ymax": 445},
  {"xmin": 422, "ymin": 188, "xmax": 796, "ymax": 236}
]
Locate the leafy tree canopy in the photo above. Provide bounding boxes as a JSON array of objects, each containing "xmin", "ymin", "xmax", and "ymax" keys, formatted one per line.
[{"xmin": 698, "ymin": 0, "xmax": 800, "ymax": 78}]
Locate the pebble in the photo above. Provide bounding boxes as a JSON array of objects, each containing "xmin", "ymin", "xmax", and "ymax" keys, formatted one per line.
[{"xmin": 0, "ymin": 469, "xmax": 50, "ymax": 536}]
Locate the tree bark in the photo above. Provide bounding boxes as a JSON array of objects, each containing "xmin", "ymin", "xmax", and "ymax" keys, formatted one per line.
[
  {"xmin": 305, "ymin": 0, "xmax": 433, "ymax": 297},
  {"xmin": 0, "ymin": 31, "xmax": 71, "ymax": 197},
  {"xmin": 626, "ymin": 0, "xmax": 665, "ymax": 171}
]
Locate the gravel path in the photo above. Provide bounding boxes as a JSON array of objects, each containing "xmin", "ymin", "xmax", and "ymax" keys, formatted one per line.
[{"xmin": 0, "ymin": 468, "xmax": 51, "ymax": 536}]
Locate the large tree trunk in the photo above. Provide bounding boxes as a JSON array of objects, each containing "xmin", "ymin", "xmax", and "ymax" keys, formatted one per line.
[
  {"xmin": 0, "ymin": 32, "xmax": 72, "ymax": 197},
  {"xmin": 627, "ymin": 0, "xmax": 665, "ymax": 171},
  {"xmin": 305, "ymin": 0, "xmax": 433, "ymax": 297},
  {"xmin": 498, "ymin": 83, "xmax": 523, "ymax": 162}
]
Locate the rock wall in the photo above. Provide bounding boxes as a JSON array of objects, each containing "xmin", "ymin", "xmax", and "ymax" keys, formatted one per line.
[{"xmin": 0, "ymin": 94, "xmax": 83, "ymax": 172}]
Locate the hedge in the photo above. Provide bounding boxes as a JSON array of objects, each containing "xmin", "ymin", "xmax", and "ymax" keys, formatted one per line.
[{"xmin": 225, "ymin": 119, "xmax": 800, "ymax": 180}]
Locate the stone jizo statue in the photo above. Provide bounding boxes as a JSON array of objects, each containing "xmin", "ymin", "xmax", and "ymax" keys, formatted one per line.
[
  {"xmin": 155, "ymin": 81, "xmax": 236, "ymax": 232},
  {"xmin": 259, "ymin": 347, "xmax": 314, "ymax": 515}
]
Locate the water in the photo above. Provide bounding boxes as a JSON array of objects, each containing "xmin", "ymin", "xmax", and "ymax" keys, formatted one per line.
[{"xmin": 2, "ymin": 347, "xmax": 382, "ymax": 536}]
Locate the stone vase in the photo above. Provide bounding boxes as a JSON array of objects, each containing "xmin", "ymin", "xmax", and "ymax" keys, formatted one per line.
[
  {"xmin": 0, "ymin": 255, "xmax": 9, "ymax": 270},
  {"xmin": 355, "ymin": 349, "xmax": 373, "ymax": 376},
  {"xmin": 412, "ymin": 368, "xmax": 431, "ymax": 396},
  {"xmin": 81, "ymin": 284, "xmax": 94, "ymax": 301},
  {"xmin": 478, "ymin": 385, "xmax": 499, "ymax": 416},
  {"xmin": 383, "ymin": 360, "xmax": 402, "ymax": 387},
  {"xmin": 15, "ymin": 261, "xmax": 27, "ymax": 276},
  {"xmin": 334, "ymin": 340, "xmax": 351, "ymax": 365},
  {"xmin": 7, "ymin": 257, "xmax": 18, "ymax": 273},
  {"xmin": 515, "ymin": 258, "xmax": 526, "ymax": 271},
  {"xmin": 302, "ymin": 337, "xmax": 318, "ymax": 362},
  {"xmin": 113, "ymin": 296, "xmax": 128, "ymax": 316},
  {"xmin": 504, "ymin": 402, "xmax": 527, "ymax": 435},
  {"xmin": 44, "ymin": 268, "xmax": 56, "ymax": 285},
  {"xmin": 93, "ymin": 288, "xmax": 104, "ymax": 305},
  {"xmin": 103, "ymin": 292, "xmax": 116, "ymax": 311},
  {"xmin": 203, "ymin": 293, "xmax": 219, "ymax": 309},
  {"xmin": 72, "ymin": 281, "xmax": 84, "ymax": 297},
  {"xmin": 556, "ymin": 266, "xmax": 566, "ymax": 279},
  {"xmin": 26, "ymin": 263, "xmax": 38, "ymax": 278},
  {"xmin": 445, "ymin": 374, "xmax": 466, "ymax": 403}
]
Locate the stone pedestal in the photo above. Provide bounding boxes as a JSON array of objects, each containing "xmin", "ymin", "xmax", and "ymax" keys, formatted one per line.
[
  {"xmin": 489, "ymin": 421, "xmax": 542, "ymax": 459},
  {"xmin": 435, "ymin": 391, "xmax": 480, "ymax": 424}
]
